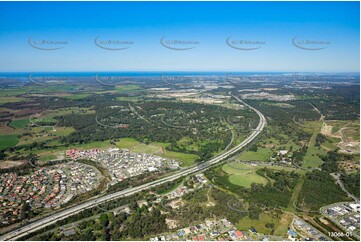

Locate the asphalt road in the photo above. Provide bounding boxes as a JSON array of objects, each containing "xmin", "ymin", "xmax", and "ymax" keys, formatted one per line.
[
  {"xmin": 0, "ymin": 94, "xmax": 266, "ymax": 241},
  {"xmin": 331, "ymin": 173, "xmax": 359, "ymax": 203}
]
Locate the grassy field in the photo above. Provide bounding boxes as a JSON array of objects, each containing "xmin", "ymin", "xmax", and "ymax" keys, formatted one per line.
[
  {"xmin": 286, "ymin": 178, "xmax": 305, "ymax": 213},
  {"xmin": 115, "ymin": 85, "xmax": 143, "ymax": 94},
  {"xmin": 116, "ymin": 96, "xmax": 144, "ymax": 102},
  {"xmin": 0, "ymin": 97, "xmax": 27, "ymax": 104},
  {"xmin": 228, "ymin": 174, "xmax": 267, "ymax": 188},
  {"xmin": 0, "ymin": 134, "xmax": 19, "ymax": 149},
  {"xmin": 17, "ymin": 126, "xmax": 75, "ymax": 145},
  {"xmin": 44, "ymin": 107, "xmax": 96, "ymax": 118},
  {"xmin": 18, "ymin": 134, "xmax": 54, "ymax": 146},
  {"xmin": 0, "ymin": 86, "xmax": 82, "ymax": 98},
  {"xmin": 163, "ymin": 150, "xmax": 199, "ymax": 167},
  {"xmin": 30, "ymin": 116, "xmax": 58, "ymax": 126},
  {"xmin": 322, "ymin": 138, "xmax": 339, "ymax": 150},
  {"xmin": 237, "ymin": 212, "xmax": 292, "ymax": 236},
  {"xmin": 53, "ymin": 127, "xmax": 75, "ymax": 136},
  {"xmin": 302, "ymin": 146, "xmax": 327, "ymax": 168},
  {"xmin": 0, "ymin": 88, "xmax": 30, "ymax": 96},
  {"xmin": 9, "ymin": 119, "xmax": 30, "ymax": 129},
  {"xmin": 237, "ymin": 147, "xmax": 272, "ymax": 162},
  {"xmin": 116, "ymin": 137, "xmax": 199, "ymax": 166},
  {"xmin": 175, "ymin": 136, "xmax": 226, "ymax": 155},
  {"xmin": 115, "ymin": 137, "xmax": 140, "ymax": 149},
  {"xmin": 225, "ymin": 162, "xmax": 306, "ymax": 175},
  {"xmin": 302, "ymin": 121, "xmax": 327, "ymax": 168},
  {"xmin": 273, "ymin": 213, "xmax": 294, "ymax": 236},
  {"xmin": 31, "ymin": 127, "xmax": 49, "ymax": 133},
  {"xmin": 132, "ymin": 143, "xmax": 162, "ymax": 154},
  {"xmin": 222, "ymin": 163, "xmax": 268, "ymax": 188},
  {"xmin": 39, "ymin": 154, "xmax": 57, "ymax": 162}
]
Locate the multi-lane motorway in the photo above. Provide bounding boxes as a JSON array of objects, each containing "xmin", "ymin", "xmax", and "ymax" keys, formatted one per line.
[{"xmin": 0, "ymin": 94, "xmax": 266, "ymax": 241}]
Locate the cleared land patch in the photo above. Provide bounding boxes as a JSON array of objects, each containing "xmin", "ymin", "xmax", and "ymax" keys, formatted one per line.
[
  {"xmin": 0, "ymin": 160, "xmax": 26, "ymax": 169},
  {"xmin": 321, "ymin": 120, "xmax": 360, "ymax": 154},
  {"xmin": 302, "ymin": 121, "xmax": 326, "ymax": 168},
  {"xmin": 237, "ymin": 147, "xmax": 272, "ymax": 162},
  {"xmin": 116, "ymin": 138, "xmax": 199, "ymax": 166},
  {"xmin": 10, "ymin": 119, "xmax": 30, "ymax": 129},
  {"xmin": 237, "ymin": 212, "xmax": 292, "ymax": 236},
  {"xmin": 222, "ymin": 163, "xmax": 268, "ymax": 188},
  {"xmin": 0, "ymin": 134, "xmax": 19, "ymax": 149}
]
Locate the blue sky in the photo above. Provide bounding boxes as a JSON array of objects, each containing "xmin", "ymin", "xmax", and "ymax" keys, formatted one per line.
[{"xmin": 0, "ymin": 1, "xmax": 359, "ymax": 72}]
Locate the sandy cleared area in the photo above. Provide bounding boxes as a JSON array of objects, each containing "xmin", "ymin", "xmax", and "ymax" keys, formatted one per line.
[
  {"xmin": 321, "ymin": 122, "xmax": 360, "ymax": 153},
  {"xmin": 0, "ymin": 160, "xmax": 26, "ymax": 169}
]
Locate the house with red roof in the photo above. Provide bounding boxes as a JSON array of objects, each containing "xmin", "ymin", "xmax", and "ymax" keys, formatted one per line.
[{"xmin": 235, "ymin": 230, "xmax": 244, "ymax": 239}]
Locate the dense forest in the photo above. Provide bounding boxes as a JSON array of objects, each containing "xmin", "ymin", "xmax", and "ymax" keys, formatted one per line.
[
  {"xmin": 340, "ymin": 172, "xmax": 360, "ymax": 198},
  {"xmin": 205, "ymin": 166, "xmax": 299, "ymax": 209},
  {"xmin": 297, "ymin": 170, "xmax": 350, "ymax": 211}
]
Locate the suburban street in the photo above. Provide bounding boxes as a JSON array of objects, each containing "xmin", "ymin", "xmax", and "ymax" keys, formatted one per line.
[{"xmin": 0, "ymin": 94, "xmax": 266, "ymax": 241}]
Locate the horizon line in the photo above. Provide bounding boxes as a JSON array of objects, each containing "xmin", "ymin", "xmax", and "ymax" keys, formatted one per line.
[{"xmin": 0, "ymin": 71, "xmax": 359, "ymax": 74}]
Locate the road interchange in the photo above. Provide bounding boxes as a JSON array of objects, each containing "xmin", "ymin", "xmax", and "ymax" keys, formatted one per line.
[{"xmin": 0, "ymin": 94, "xmax": 266, "ymax": 241}]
